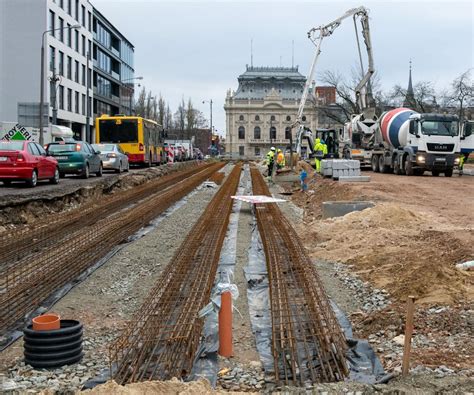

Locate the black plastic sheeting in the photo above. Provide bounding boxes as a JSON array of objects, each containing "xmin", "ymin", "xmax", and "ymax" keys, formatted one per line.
[
  {"xmin": 0, "ymin": 187, "xmax": 202, "ymax": 352},
  {"xmin": 244, "ymin": 202, "xmax": 385, "ymax": 384},
  {"xmin": 189, "ymin": 167, "xmax": 249, "ymax": 386},
  {"xmin": 245, "ymin": 218, "xmax": 274, "ymax": 372}
]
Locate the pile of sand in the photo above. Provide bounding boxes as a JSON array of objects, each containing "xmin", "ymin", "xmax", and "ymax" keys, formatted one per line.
[
  {"xmin": 302, "ymin": 203, "xmax": 473, "ymax": 304},
  {"xmin": 83, "ymin": 378, "xmax": 245, "ymax": 395}
]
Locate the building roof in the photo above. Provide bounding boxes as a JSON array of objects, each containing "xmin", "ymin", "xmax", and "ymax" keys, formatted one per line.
[
  {"xmin": 234, "ymin": 66, "xmax": 306, "ymax": 101},
  {"xmin": 238, "ymin": 66, "xmax": 305, "ymax": 81}
]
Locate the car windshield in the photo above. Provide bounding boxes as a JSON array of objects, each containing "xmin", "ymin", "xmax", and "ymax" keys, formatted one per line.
[
  {"xmin": 0, "ymin": 141, "xmax": 25, "ymax": 150},
  {"xmin": 48, "ymin": 144, "xmax": 78, "ymax": 152},
  {"xmin": 98, "ymin": 119, "xmax": 138, "ymax": 143},
  {"xmin": 93, "ymin": 144, "xmax": 115, "ymax": 152},
  {"xmin": 421, "ymin": 120, "xmax": 458, "ymax": 136}
]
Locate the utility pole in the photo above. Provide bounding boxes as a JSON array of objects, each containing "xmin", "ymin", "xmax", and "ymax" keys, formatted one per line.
[
  {"xmin": 49, "ymin": 51, "xmax": 60, "ymax": 125},
  {"xmin": 86, "ymin": 51, "xmax": 91, "ymax": 142}
]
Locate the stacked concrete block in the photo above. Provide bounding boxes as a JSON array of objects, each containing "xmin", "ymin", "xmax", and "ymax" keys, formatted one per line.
[{"xmin": 320, "ymin": 159, "xmax": 361, "ymax": 179}]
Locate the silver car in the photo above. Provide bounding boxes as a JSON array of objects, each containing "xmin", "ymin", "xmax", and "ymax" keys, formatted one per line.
[{"xmin": 92, "ymin": 144, "xmax": 129, "ymax": 173}]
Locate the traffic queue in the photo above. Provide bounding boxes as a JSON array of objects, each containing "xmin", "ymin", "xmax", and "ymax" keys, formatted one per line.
[{"xmin": 0, "ymin": 115, "xmax": 201, "ymax": 188}]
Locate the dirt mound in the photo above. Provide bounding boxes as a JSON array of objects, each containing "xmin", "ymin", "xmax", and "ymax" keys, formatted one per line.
[
  {"xmin": 302, "ymin": 203, "xmax": 473, "ymax": 304},
  {"xmin": 291, "ymin": 178, "xmax": 357, "ymax": 222},
  {"xmin": 83, "ymin": 378, "xmax": 245, "ymax": 395}
]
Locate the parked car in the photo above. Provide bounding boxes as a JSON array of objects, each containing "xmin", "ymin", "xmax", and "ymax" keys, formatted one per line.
[
  {"xmin": 92, "ymin": 143, "xmax": 129, "ymax": 173},
  {"xmin": 0, "ymin": 140, "xmax": 59, "ymax": 187},
  {"xmin": 46, "ymin": 141, "xmax": 102, "ymax": 179}
]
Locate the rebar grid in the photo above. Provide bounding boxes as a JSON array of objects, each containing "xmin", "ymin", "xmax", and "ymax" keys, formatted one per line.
[
  {"xmin": 0, "ymin": 163, "xmax": 225, "ymax": 334},
  {"xmin": 250, "ymin": 167, "xmax": 348, "ymax": 386},
  {"xmin": 0, "ymin": 162, "xmax": 211, "ymax": 266},
  {"xmin": 109, "ymin": 164, "xmax": 243, "ymax": 384}
]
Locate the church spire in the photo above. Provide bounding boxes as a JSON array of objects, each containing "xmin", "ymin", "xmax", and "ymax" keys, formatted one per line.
[{"xmin": 403, "ymin": 59, "xmax": 415, "ymax": 108}]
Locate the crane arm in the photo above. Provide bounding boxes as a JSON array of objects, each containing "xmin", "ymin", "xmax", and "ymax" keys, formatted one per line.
[{"xmin": 294, "ymin": 6, "xmax": 374, "ymax": 156}]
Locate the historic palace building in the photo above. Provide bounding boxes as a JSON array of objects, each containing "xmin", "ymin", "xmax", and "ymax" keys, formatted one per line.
[{"xmin": 225, "ymin": 66, "xmax": 324, "ymax": 159}]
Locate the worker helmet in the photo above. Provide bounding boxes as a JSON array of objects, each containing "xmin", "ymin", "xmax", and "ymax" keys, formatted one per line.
[
  {"xmin": 277, "ymin": 149, "xmax": 282, "ymax": 153},
  {"xmin": 271, "ymin": 147, "xmax": 276, "ymax": 151}
]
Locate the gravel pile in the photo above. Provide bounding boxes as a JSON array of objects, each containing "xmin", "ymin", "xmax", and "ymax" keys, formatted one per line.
[{"xmin": 331, "ymin": 262, "xmax": 391, "ymax": 312}]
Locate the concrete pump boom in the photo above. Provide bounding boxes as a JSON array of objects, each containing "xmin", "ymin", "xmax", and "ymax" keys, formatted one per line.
[{"xmin": 293, "ymin": 6, "xmax": 374, "ymax": 155}]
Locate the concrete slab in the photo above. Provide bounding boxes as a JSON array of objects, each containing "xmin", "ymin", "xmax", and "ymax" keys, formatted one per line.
[
  {"xmin": 274, "ymin": 175, "xmax": 300, "ymax": 182},
  {"xmin": 338, "ymin": 176, "xmax": 371, "ymax": 182},
  {"xmin": 322, "ymin": 201, "xmax": 375, "ymax": 219}
]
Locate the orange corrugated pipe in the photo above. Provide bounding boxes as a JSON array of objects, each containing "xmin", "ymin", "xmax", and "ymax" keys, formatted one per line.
[{"xmin": 218, "ymin": 291, "xmax": 233, "ymax": 357}]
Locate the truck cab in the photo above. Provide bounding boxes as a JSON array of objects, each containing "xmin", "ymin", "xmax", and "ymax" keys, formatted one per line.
[
  {"xmin": 460, "ymin": 120, "xmax": 474, "ymax": 160},
  {"xmin": 406, "ymin": 113, "xmax": 460, "ymax": 177}
]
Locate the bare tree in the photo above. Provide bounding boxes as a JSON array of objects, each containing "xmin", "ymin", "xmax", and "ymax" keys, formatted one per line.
[
  {"xmin": 186, "ymin": 98, "xmax": 196, "ymax": 131},
  {"xmin": 158, "ymin": 94, "xmax": 165, "ymax": 126},
  {"xmin": 390, "ymin": 81, "xmax": 437, "ymax": 113},
  {"xmin": 174, "ymin": 98, "xmax": 186, "ymax": 131},
  {"xmin": 442, "ymin": 69, "xmax": 474, "ymax": 119},
  {"xmin": 134, "ymin": 86, "xmax": 147, "ymax": 117},
  {"xmin": 164, "ymin": 104, "xmax": 172, "ymax": 130}
]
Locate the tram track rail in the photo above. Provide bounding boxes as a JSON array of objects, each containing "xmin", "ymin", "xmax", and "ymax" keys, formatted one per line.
[
  {"xmin": 109, "ymin": 163, "xmax": 242, "ymax": 384},
  {"xmin": 250, "ymin": 166, "xmax": 348, "ymax": 385},
  {"xmin": 0, "ymin": 162, "xmax": 225, "ymax": 334}
]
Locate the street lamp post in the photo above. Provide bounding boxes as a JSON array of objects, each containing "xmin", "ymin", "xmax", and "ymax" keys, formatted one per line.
[
  {"xmin": 202, "ymin": 99, "xmax": 213, "ymax": 155},
  {"xmin": 39, "ymin": 24, "xmax": 81, "ymax": 146},
  {"xmin": 202, "ymin": 99, "xmax": 213, "ymax": 134},
  {"xmin": 122, "ymin": 77, "xmax": 143, "ymax": 116}
]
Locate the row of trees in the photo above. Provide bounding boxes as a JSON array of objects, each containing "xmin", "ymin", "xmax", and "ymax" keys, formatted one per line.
[
  {"xmin": 316, "ymin": 68, "xmax": 474, "ymax": 125},
  {"xmin": 134, "ymin": 87, "xmax": 208, "ymax": 131}
]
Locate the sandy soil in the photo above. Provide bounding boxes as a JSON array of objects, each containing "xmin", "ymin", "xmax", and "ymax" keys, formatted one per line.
[{"xmin": 290, "ymin": 169, "xmax": 474, "ymax": 305}]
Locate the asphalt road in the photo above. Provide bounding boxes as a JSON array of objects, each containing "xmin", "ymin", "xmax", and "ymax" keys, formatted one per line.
[{"xmin": 0, "ymin": 168, "xmax": 136, "ymax": 200}]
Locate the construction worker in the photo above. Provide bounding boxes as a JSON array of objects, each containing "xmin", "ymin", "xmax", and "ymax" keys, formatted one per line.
[
  {"xmin": 458, "ymin": 153, "xmax": 466, "ymax": 176},
  {"xmin": 313, "ymin": 138, "xmax": 325, "ymax": 173},
  {"xmin": 266, "ymin": 147, "xmax": 276, "ymax": 180},
  {"xmin": 321, "ymin": 139, "xmax": 328, "ymax": 158},
  {"xmin": 276, "ymin": 148, "xmax": 285, "ymax": 172}
]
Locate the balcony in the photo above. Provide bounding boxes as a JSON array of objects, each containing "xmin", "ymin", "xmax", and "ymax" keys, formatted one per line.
[{"xmin": 111, "ymin": 46, "xmax": 120, "ymax": 57}]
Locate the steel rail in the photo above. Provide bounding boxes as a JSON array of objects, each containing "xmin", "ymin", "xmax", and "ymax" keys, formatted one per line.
[
  {"xmin": 110, "ymin": 163, "xmax": 242, "ymax": 384},
  {"xmin": 0, "ymin": 163, "xmax": 225, "ymax": 334},
  {"xmin": 250, "ymin": 166, "xmax": 348, "ymax": 385}
]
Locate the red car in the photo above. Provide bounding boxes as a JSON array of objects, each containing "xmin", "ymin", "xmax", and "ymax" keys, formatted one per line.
[{"xmin": 0, "ymin": 140, "xmax": 60, "ymax": 187}]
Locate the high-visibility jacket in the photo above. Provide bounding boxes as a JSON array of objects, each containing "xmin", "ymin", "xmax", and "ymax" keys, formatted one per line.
[
  {"xmin": 322, "ymin": 143, "xmax": 328, "ymax": 156},
  {"xmin": 266, "ymin": 150, "xmax": 275, "ymax": 165},
  {"xmin": 313, "ymin": 139, "xmax": 325, "ymax": 160},
  {"xmin": 276, "ymin": 152, "xmax": 285, "ymax": 167}
]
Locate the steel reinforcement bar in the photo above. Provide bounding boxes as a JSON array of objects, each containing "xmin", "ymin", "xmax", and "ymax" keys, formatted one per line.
[
  {"xmin": 109, "ymin": 163, "xmax": 242, "ymax": 384},
  {"xmin": 0, "ymin": 162, "xmax": 225, "ymax": 334},
  {"xmin": 250, "ymin": 167, "xmax": 348, "ymax": 385},
  {"xmin": 0, "ymin": 162, "xmax": 213, "ymax": 266}
]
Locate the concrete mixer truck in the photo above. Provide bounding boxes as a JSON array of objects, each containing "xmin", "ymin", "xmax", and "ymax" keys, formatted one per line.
[{"xmin": 370, "ymin": 108, "xmax": 461, "ymax": 177}]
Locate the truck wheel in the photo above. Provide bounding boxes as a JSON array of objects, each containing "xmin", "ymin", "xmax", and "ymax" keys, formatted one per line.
[
  {"xmin": 371, "ymin": 155, "xmax": 380, "ymax": 172},
  {"xmin": 404, "ymin": 156, "xmax": 414, "ymax": 176},
  {"xmin": 444, "ymin": 168, "xmax": 453, "ymax": 177},
  {"xmin": 379, "ymin": 155, "xmax": 391, "ymax": 173},
  {"xmin": 394, "ymin": 159, "xmax": 404, "ymax": 175},
  {"xmin": 432, "ymin": 170, "xmax": 440, "ymax": 177}
]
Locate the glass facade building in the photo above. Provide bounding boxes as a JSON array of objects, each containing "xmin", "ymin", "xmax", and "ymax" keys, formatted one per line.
[{"xmin": 92, "ymin": 8, "xmax": 135, "ymax": 117}]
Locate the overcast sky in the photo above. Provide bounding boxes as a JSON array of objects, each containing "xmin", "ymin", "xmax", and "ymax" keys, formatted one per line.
[{"xmin": 92, "ymin": 0, "xmax": 473, "ymax": 135}]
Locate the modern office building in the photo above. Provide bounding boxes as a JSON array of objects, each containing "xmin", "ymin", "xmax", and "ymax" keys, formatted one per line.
[
  {"xmin": 0, "ymin": 0, "xmax": 135, "ymax": 142},
  {"xmin": 92, "ymin": 8, "xmax": 135, "ymax": 119},
  {"xmin": 0, "ymin": 0, "xmax": 94, "ymax": 140},
  {"xmin": 224, "ymin": 66, "xmax": 319, "ymax": 159}
]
